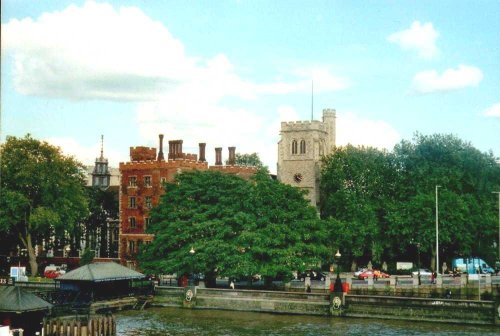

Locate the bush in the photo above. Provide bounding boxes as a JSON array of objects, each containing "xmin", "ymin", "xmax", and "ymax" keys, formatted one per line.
[{"xmin": 80, "ymin": 248, "xmax": 95, "ymax": 266}]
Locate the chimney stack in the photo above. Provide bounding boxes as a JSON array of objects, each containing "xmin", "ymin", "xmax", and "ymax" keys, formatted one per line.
[
  {"xmin": 168, "ymin": 140, "xmax": 183, "ymax": 159},
  {"xmin": 199, "ymin": 143, "xmax": 206, "ymax": 162},
  {"xmin": 157, "ymin": 134, "xmax": 165, "ymax": 161},
  {"xmin": 228, "ymin": 147, "xmax": 236, "ymax": 165},
  {"xmin": 215, "ymin": 147, "xmax": 223, "ymax": 165}
]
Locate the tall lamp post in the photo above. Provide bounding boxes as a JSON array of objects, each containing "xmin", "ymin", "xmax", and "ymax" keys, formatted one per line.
[
  {"xmin": 65, "ymin": 246, "xmax": 71, "ymax": 270},
  {"xmin": 493, "ymin": 192, "xmax": 500, "ymax": 260},
  {"xmin": 189, "ymin": 247, "xmax": 195, "ymax": 286},
  {"xmin": 417, "ymin": 243, "xmax": 421, "ymax": 285},
  {"xmin": 334, "ymin": 249, "xmax": 342, "ymax": 292},
  {"xmin": 435, "ymin": 185, "xmax": 441, "ymax": 274}
]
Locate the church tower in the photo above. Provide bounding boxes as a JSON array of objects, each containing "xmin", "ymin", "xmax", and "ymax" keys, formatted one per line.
[
  {"xmin": 277, "ymin": 109, "xmax": 336, "ymax": 207},
  {"xmin": 92, "ymin": 135, "xmax": 111, "ymax": 189}
]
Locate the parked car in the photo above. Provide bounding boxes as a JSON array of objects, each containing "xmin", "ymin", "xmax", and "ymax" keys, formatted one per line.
[
  {"xmin": 357, "ymin": 269, "xmax": 390, "ymax": 280},
  {"xmin": 297, "ymin": 270, "xmax": 326, "ymax": 281},
  {"xmin": 411, "ymin": 269, "xmax": 432, "ymax": 277},
  {"xmin": 44, "ymin": 264, "xmax": 66, "ymax": 279},
  {"xmin": 354, "ymin": 267, "xmax": 368, "ymax": 277}
]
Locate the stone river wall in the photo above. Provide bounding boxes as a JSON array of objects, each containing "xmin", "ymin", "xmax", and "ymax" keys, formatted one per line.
[{"xmin": 153, "ymin": 286, "xmax": 499, "ymax": 326}]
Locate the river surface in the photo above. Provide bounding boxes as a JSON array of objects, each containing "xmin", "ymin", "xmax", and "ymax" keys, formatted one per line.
[{"xmin": 116, "ymin": 307, "xmax": 498, "ymax": 335}]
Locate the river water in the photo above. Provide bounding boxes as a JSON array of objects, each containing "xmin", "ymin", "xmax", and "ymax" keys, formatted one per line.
[{"xmin": 116, "ymin": 307, "xmax": 498, "ymax": 335}]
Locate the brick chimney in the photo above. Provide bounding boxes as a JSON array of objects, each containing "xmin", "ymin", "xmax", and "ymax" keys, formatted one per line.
[
  {"xmin": 168, "ymin": 140, "xmax": 183, "ymax": 159},
  {"xmin": 228, "ymin": 147, "xmax": 236, "ymax": 165},
  {"xmin": 157, "ymin": 134, "xmax": 165, "ymax": 161},
  {"xmin": 199, "ymin": 143, "xmax": 206, "ymax": 162},
  {"xmin": 215, "ymin": 147, "xmax": 222, "ymax": 165}
]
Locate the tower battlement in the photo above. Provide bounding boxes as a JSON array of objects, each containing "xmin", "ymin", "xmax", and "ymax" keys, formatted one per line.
[{"xmin": 280, "ymin": 120, "xmax": 326, "ymax": 132}]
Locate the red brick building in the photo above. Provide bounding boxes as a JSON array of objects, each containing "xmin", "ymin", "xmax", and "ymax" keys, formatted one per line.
[{"xmin": 119, "ymin": 135, "xmax": 257, "ymax": 268}]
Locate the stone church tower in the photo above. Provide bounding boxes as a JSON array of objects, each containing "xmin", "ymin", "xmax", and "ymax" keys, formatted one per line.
[{"xmin": 277, "ymin": 109, "xmax": 336, "ymax": 207}]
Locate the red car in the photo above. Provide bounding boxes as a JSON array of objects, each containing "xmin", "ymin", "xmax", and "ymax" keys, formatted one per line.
[{"xmin": 357, "ymin": 269, "xmax": 390, "ymax": 280}]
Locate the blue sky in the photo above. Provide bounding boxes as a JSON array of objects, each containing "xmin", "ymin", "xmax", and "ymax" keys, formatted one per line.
[{"xmin": 2, "ymin": 0, "xmax": 499, "ymax": 173}]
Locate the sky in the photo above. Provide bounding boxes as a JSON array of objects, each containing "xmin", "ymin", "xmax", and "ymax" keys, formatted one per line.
[{"xmin": 2, "ymin": 0, "xmax": 499, "ymax": 173}]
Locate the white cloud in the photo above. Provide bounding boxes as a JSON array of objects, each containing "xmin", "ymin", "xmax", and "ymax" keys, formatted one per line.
[
  {"xmin": 483, "ymin": 103, "xmax": 500, "ymax": 117},
  {"xmin": 336, "ymin": 113, "xmax": 401, "ymax": 150},
  {"xmin": 2, "ymin": 1, "xmax": 195, "ymax": 100},
  {"xmin": 412, "ymin": 65, "xmax": 483, "ymax": 93},
  {"xmin": 2, "ymin": 1, "xmax": 348, "ymax": 101},
  {"xmin": 44, "ymin": 136, "xmax": 122, "ymax": 167},
  {"xmin": 388, "ymin": 21, "xmax": 439, "ymax": 59}
]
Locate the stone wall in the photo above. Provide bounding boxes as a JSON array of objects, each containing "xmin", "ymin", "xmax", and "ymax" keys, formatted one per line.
[
  {"xmin": 153, "ymin": 286, "xmax": 499, "ymax": 325},
  {"xmin": 344, "ymin": 294, "xmax": 497, "ymax": 325}
]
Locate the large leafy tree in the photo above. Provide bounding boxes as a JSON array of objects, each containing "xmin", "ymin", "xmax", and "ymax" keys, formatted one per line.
[
  {"xmin": 387, "ymin": 133, "xmax": 500, "ymax": 270},
  {"xmin": 320, "ymin": 145, "xmax": 396, "ymax": 268},
  {"xmin": 0, "ymin": 135, "xmax": 88, "ymax": 275},
  {"xmin": 139, "ymin": 170, "xmax": 327, "ymax": 286},
  {"xmin": 320, "ymin": 134, "xmax": 500, "ymax": 271},
  {"xmin": 78, "ymin": 187, "xmax": 118, "ymax": 256},
  {"xmin": 226, "ymin": 152, "xmax": 266, "ymax": 169}
]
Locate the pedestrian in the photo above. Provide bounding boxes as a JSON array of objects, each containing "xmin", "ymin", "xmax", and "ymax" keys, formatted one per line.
[{"xmin": 230, "ymin": 280, "xmax": 235, "ymax": 290}]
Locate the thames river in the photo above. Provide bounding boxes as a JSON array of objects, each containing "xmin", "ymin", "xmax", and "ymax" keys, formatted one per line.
[{"xmin": 116, "ymin": 307, "xmax": 498, "ymax": 335}]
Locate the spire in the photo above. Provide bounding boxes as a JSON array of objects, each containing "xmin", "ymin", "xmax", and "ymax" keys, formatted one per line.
[
  {"xmin": 311, "ymin": 80, "xmax": 314, "ymax": 121},
  {"xmin": 100, "ymin": 134, "xmax": 104, "ymax": 159}
]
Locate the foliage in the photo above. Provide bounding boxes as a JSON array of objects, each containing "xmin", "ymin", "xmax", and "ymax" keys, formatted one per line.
[
  {"xmin": 387, "ymin": 133, "xmax": 500, "ymax": 269},
  {"xmin": 0, "ymin": 135, "xmax": 88, "ymax": 275},
  {"xmin": 139, "ymin": 170, "xmax": 327, "ymax": 285},
  {"xmin": 320, "ymin": 134, "xmax": 500, "ymax": 270},
  {"xmin": 76, "ymin": 187, "xmax": 118, "ymax": 255},
  {"xmin": 79, "ymin": 248, "xmax": 95, "ymax": 266},
  {"xmin": 226, "ymin": 152, "xmax": 265, "ymax": 169},
  {"xmin": 320, "ymin": 145, "xmax": 396, "ymax": 265}
]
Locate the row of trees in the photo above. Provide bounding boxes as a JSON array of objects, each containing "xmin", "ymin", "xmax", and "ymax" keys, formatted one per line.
[
  {"xmin": 321, "ymin": 133, "xmax": 500, "ymax": 271},
  {"xmin": 1, "ymin": 133, "xmax": 498, "ymax": 279}
]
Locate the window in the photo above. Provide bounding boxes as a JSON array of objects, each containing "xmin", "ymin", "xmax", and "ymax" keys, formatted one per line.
[
  {"xmin": 129, "ymin": 240, "xmax": 135, "ymax": 254},
  {"xmin": 300, "ymin": 140, "xmax": 306, "ymax": 154},
  {"xmin": 144, "ymin": 176, "xmax": 152, "ymax": 187},
  {"xmin": 144, "ymin": 217, "xmax": 151, "ymax": 229},
  {"xmin": 145, "ymin": 196, "xmax": 152, "ymax": 209},
  {"xmin": 129, "ymin": 217, "xmax": 136, "ymax": 229},
  {"xmin": 128, "ymin": 197, "xmax": 136, "ymax": 209},
  {"xmin": 128, "ymin": 176, "xmax": 137, "ymax": 187},
  {"xmin": 292, "ymin": 140, "xmax": 298, "ymax": 154}
]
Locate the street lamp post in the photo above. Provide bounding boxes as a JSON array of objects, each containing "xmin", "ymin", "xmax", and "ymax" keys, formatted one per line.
[
  {"xmin": 189, "ymin": 247, "xmax": 195, "ymax": 286},
  {"xmin": 493, "ymin": 192, "xmax": 500, "ymax": 260},
  {"xmin": 65, "ymin": 246, "xmax": 71, "ymax": 270},
  {"xmin": 435, "ymin": 185, "xmax": 441, "ymax": 274},
  {"xmin": 417, "ymin": 243, "xmax": 421, "ymax": 285},
  {"xmin": 334, "ymin": 249, "xmax": 342, "ymax": 292}
]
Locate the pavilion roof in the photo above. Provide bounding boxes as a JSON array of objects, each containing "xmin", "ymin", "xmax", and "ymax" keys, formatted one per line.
[
  {"xmin": 0, "ymin": 286, "xmax": 52, "ymax": 313},
  {"xmin": 57, "ymin": 262, "xmax": 145, "ymax": 282}
]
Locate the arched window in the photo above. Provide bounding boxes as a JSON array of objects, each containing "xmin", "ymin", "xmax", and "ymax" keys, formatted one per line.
[
  {"xmin": 292, "ymin": 140, "xmax": 298, "ymax": 154},
  {"xmin": 300, "ymin": 140, "xmax": 306, "ymax": 154}
]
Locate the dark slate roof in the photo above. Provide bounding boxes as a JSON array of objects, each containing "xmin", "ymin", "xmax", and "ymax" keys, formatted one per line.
[
  {"xmin": 0, "ymin": 286, "xmax": 52, "ymax": 313},
  {"xmin": 57, "ymin": 262, "xmax": 145, "ymax": 282}
]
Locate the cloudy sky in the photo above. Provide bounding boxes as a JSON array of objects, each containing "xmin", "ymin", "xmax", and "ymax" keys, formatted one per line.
[{"xmin": 2, "ymin": 1, "xmax": 499, "ymax": 173}]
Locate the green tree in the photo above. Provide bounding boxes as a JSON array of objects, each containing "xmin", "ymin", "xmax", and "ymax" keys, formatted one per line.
[
  {"xmin": 226, "ymin": 152, "xmax": 265, "ymax": 169},
  {"xmin": 387, "ymin": 133, "xmax": 500, "ymax": 270},
  {"xmin": 0, "ymin": 135, "xmax": 88, "ymax": 275},
  {"xmin": 79, "ymin": 248, "xmax": 95, "ymax": 266},
  {"xmin": 139, "ymin": 170, "xmax": 327, "ymax": 286},
  {"xmin": 320, "ymin": 145, "xmax": 396, "ymax": 268},
  {"xmin": 78, "ymin": 187, "xmax": 118, "ymax": 256}
]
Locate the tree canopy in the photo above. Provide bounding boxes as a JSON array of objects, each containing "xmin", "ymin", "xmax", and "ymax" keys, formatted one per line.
[
  {"xmin": 0, "ymin": 135, "xmax": 88, "ymax": 275},
  {"xmin": 226, "ymin": 152, "xmax": 265, "ymax": 169},
  {"xmin": 139, "ymin": 170, "xmax": 328, "ymax": 285},
  {"xmin": 320, "ymin": 134, "xmax": 500, "ymax": 271}
]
